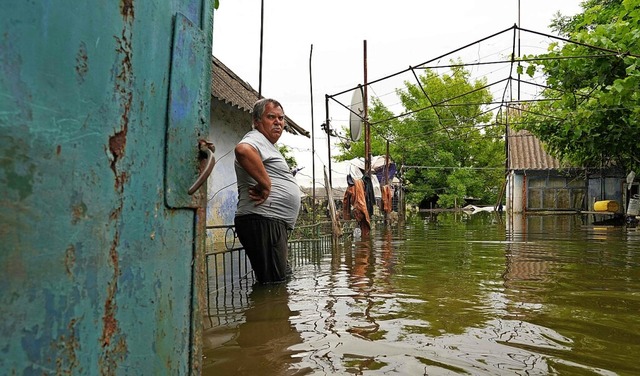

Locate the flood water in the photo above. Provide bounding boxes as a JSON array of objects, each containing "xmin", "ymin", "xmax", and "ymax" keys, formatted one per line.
[{"xmin": 203, "ymin": 213, "xmax": 640, "ymax": 375}]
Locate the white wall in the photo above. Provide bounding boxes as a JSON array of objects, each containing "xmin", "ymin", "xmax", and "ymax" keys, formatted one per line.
[
  {"xmin": 206, "ymin": 99, "xmax": 252, "ymax": 228},
  {"xmin": 506, "ymin": 171, "xmax": 524, "ymax": 213}
]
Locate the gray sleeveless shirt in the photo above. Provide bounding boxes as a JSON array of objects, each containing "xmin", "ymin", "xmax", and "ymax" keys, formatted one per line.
[{"xmin": 234, "ymin": 130, "xmax": 301, "ymax": 229}]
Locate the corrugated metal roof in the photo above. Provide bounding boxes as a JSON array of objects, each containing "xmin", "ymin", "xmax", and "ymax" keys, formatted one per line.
[
  {"xmin": 211, "ymin": 56, "xmax": 310, "ymax": 138},
  {"xmin": 507, "ymin": 129, "xmax": 563, "ymax": 170}
]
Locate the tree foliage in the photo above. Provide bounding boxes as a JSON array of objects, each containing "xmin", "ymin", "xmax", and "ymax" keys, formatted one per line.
[
  {"xmin": 277, "ymin": 144, "xmax": 297, "ymax": 170},
  {"xmin": 337, "ymin": 63, "xmax": 505, "ymax": 208},
  {"xmin": 516, "ymin": 0, "xmax": 640, "ymax": 172}
]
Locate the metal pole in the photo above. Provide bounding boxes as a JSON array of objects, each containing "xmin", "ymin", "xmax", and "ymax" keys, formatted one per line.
[
  {"xmin": 364, "ymin": 40, "xmax": 370, "ymax": 175},
  {"xmin": 259, "ymin": 0, "xmax": 264, "ymax": 96},
  {"xmin": 325, "ymin": 95, "xmax": 332, "ymax": 186},
  {"xmin": 517, "ymin": 0, "xmax": 521, "ymax": 101},
  {"xmin": 309, "ymin": 44, "xmax": 316, "ymax": 222},
  {"xmin": 385, "ymin": 139, "xmax": 390, "ymax": 185}
]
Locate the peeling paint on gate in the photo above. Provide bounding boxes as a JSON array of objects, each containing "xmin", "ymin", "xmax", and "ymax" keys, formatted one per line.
[
  {"xmin": 1, "ymin": 0, "xmax": 213, "ymax": 374},
  {"xmin": 98, "ymin": 3, "xmax": 137, "ymax": 371}
]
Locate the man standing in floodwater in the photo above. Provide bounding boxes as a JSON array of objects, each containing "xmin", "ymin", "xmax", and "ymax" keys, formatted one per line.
[{"xmin": 234, "ymin": 98, "xmax": 301, "ymax": 283}]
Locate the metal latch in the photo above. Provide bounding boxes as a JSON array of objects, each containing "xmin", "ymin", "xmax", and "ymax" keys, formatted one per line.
[{"xmin": 188, "ymin": 139, "xmax": 215, "ymax": 195}]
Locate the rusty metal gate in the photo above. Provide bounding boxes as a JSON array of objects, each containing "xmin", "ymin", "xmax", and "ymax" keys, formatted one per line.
[{"xmin": 1, "ymin": 1, "xmax": 214, "ymax": 374}]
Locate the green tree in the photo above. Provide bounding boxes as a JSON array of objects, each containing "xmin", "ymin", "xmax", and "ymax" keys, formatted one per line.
[
  {"xmin": 337, "ymin": 62, "xmax": 505, "ymax": 208},
  {"xmin": 277, "ymin": 144, "xmax": 297, "ymax": 170},
  {"xmin": 517, "ymin": 0, "xmax": 640, "ymax": 172}
]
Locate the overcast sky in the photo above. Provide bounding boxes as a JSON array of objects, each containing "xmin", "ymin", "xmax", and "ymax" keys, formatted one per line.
[{"xmin": 211, "ymin": 0, "xmax": 583, "ymax": 187}]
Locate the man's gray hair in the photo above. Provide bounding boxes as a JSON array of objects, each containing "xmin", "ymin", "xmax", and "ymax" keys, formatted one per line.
[{"xmin": 252, "ymin": 98, "xmax": 284, "ymax": 127}]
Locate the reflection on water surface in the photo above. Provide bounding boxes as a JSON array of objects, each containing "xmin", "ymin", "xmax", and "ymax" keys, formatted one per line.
[{"xmin": 203, "ymin": 213, "xmax": 640, "ymax": 375}]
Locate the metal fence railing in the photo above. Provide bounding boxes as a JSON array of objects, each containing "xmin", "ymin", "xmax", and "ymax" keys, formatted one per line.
[
  {"xmin": 204, "ymin": 221, "xmax": 340, "ymax": 325},
  {"xmin": 204, "ymin": 225, "xmax": 254, "ymax": 326}
]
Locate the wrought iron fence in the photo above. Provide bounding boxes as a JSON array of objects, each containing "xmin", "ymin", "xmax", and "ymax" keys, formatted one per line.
[
  {"xmin": 204, "ymin": 225, "xmax": 253, "ymax": 326},
  {"xmin": 204, "ymin": 221, "xmax": 339, "ymax": 325}
]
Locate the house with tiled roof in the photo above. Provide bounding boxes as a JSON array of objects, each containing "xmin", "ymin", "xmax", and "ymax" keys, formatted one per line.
[
  {"xmin": 206, "ymin": 56, "xmax": 309, "ymax": 236},
  {"xmin": 505, "ymin": 129, "xmax": 632, "ymax": 214},
  {"xmin": 210, "ymin": 56, "xmax": 309, "ymax": 138}
]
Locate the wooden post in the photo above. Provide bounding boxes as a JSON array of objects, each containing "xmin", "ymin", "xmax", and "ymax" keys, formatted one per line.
[{"xmin": 324, "ymin": 166, "xmax": 342, "ymax": 238}]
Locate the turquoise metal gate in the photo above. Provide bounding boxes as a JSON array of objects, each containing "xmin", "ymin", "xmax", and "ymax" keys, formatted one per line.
[{"xmin": 1, "ymin": 1, "xmax": 214, "ymax": 374}]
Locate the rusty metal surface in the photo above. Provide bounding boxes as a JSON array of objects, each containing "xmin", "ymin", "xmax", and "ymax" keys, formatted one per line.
[
  {"xmin": 0, "ymin": 1, "xmax": 213, "ymax": 374},
  {"xmin": 166, "ymin": 13, "xmax": 210, "ymax": 208}
]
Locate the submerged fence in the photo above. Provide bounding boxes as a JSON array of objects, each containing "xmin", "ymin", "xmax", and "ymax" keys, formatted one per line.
[{"xmin": 204, "ymin": 221, "xmax": 339, "ymax": 325}]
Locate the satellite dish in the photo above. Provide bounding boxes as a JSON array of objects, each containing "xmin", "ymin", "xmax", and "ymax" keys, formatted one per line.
[{"xmin": 349, "ymin": 85, "xmax": 364, "ymax": 142}]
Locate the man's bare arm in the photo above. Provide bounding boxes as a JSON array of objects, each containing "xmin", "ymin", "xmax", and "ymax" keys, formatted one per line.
[{"xmin": 235, "ymin": 143, "xmax": 271, "ymax": 205}]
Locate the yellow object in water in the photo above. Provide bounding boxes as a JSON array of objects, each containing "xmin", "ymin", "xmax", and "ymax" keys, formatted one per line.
[{"xmin": 594, "ymin": 200, "xmax": 620, "ymax": 212}]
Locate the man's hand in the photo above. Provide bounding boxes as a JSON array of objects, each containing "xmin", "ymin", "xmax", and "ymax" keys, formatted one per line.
[
  {"xmin": 248, "ymin": 183, "xmax": 270, "ymax": 206},
  {"xmin": 235, "ymin": 142, "xmax": 272, "ymax": 206}
]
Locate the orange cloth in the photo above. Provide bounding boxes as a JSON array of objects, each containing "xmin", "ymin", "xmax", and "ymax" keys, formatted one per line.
[
  {"xmin": 343, "ymin": 179, "xmax": 371, "ymax": 235},
  {"xmin": 381, "ymin": 185, "xmax": 392, "ymax": 213}
]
